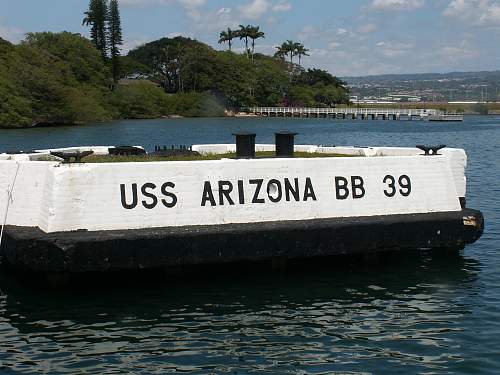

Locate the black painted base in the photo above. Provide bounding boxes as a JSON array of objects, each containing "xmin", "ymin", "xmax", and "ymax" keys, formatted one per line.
[{"xmin": 1, "ymin": 209, "xmax": 484, "ymax": 273}]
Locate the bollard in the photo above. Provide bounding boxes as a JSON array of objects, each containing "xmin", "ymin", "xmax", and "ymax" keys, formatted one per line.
[
  {"xmin": 275, "ymin": 132, "xmax": 297, "ymax": 157},
  {"xmin": 233, "ymin": 133, "xmax": 256, "ymax": 159}
]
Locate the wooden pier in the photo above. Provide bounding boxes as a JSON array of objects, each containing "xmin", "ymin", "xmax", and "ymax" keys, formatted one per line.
[{"xmin": 247, "ymin": 107, "xmax": 463, "ymax": 121}]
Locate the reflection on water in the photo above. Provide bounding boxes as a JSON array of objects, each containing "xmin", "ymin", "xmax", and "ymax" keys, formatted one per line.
[
  {"xmin": 0, "ymin": 252, "xmax": 482, "ymax": 374},
  {"xmin": 0, "ymin": 116, "xmax": 499, "ymax": 374}
]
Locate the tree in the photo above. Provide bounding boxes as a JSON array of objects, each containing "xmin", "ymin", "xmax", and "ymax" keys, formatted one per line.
[
  {"xmin": 218, "ymin": 27, "xmax": 235, "ymax": 51},
  {"xmin": 82, "ymin": 0, "xmax": 108, "ymax": 59},
  {"xmin": 294, "ymin": 42, "xmax": 309, "ymax": 68},
  {"xmin": 274, "ymin": 45, "xmax": 286, "ymax": 61},
  {"xmin": 108, "ymin": 0, "xmax": 123, "ymax": 82},
  {"xmin": 238, "ymin": 24, "xmax": 252, "ymax": 58},
  {"xmin": 248, "ymin": 26, "xmax": 265, "ymax": 61},
  {"xmin": 283, "ymin": 40, "xmax": 296, "ymax": 64}
]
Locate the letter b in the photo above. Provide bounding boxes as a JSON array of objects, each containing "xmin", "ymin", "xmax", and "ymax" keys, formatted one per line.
[
  {"xmin": 335, "ymin": 177, "xmax": 349, "ymax": 200},
  {"xmin": 351, "ymin": 176, "xmax": 365, "ymax": 199}
]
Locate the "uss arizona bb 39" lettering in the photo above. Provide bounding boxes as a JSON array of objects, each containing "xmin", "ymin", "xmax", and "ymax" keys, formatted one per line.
[{"xmin": 201, "ymin": 177, "xmax": 317, "ymax": 206}]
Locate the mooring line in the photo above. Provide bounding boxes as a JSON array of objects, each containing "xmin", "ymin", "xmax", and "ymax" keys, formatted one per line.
[{"xmin": 0, "ymin": 162, "xmax": 21, "ymax": 250}]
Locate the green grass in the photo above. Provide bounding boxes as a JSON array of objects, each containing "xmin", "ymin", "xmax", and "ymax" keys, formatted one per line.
[{"xmin": 81, "ymin": 151, "xmax": 355, "ymax": 163}]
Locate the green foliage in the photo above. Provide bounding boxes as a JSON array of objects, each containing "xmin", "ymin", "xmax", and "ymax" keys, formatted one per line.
[
  {"xmin": 128, "ymin": 36, "xmax": 348, "ymax": 109},
  {"xmin": 111, "ymin": 84, "xmax": 224, "ymax": 118},
  {"xmin": 108, "ymin": 0, "xmax": 123, "ymax": 81},
  {"xmin": 118, "ymin": 56, "xmax": 151, "ymax": 78},
  {"xmin": 0, "ymin": 30, "xmax": 348, "ymax": 128},
  {"xmin": 472, "ymin": 103, "xmax": 489, "ymax": 115},
  {"xmin": 110, "ymin": 82, "xmax": 168, "ymax": 118},
  {"xmin": 294, "ymin": 68, "xmax": 344, "ymax": 86},
  {"xmin": 82, "ymin": 0, "xmax": 108, "ymax": 59},
  {"xmin": 1, "ymin": 33, "xmax": 113, "ymax": 128},
  {"xmin": 164, "ymin": 93, "xmax": 225, "ymax": 117},
  {"xmin": 218, "ymin": 27, "xmax": 236, "ymax": 51},
  {"xmin": 83, "ymin": 151, "xmax": 355, "ymax": 163},
  {"xmin": 24, "ymin": 32, "xmax": 111, "ymax": 87},
  {"xmin": 0, "ymin": 38, "xmax": 33, "ymax": 127}
]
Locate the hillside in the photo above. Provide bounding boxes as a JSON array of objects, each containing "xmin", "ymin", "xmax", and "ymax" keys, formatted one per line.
[{"xmin": 0, "ymin": 33, "xmax": 349, "ymax": 128}]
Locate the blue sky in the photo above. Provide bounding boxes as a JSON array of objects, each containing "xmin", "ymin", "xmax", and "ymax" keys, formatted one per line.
[{"xmin": 1, "ymin": 0, "xmax": 499, "ymax": 76}]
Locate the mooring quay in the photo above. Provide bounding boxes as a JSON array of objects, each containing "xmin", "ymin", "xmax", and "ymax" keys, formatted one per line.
[
  {"xmin": 0, "ymin": 133, "xmax": 483, "ymax": 274},
  {"xmin": 247, "ymin": 107, "xmax": 464, "ymax": 121}
]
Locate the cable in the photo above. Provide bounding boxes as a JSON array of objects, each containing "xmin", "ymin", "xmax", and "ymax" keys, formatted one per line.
[{"xmin": 0, "ymin": 162, "xmax": 21, "ymax": 250}]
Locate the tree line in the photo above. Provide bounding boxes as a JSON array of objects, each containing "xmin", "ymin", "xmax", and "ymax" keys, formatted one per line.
[
  {"xmin": 218, "ymin": 25, "xmax": 264, "ymax": 61},
  {"xmin": 218, "ymin": 26, "xmax": 309, "ymax": 68},
  {"xmin": 275, "ymin": 40, "xmax": 309, "ymax": 68}
]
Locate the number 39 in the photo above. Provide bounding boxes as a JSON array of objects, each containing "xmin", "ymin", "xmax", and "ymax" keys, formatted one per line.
[{"xmin": 383, "ymin": 175, "xmax": 411, "ymax": 197}]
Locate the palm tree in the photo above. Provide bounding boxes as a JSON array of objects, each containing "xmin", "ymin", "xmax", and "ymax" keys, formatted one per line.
[
  {"xmin": 238, "ymin": 24, "xmax": 252, "ymax": 57},
  {"xmin": 284, "ymin": 40, "xmax": 296, "ymax": 65},
  {"xmin": 248, "ymin": 26, "xmax": 265, "ymax": 61},
  {"xmin": 274, "ymin": 45, "xmax": 286, "ymax": 61},
  {"xmin": 218, "ymin": 27, "xmax": 235, "ymax": 51},
  {"xmin": 294, "ymin": 43, "xmax": 309, "ymax": 68}
]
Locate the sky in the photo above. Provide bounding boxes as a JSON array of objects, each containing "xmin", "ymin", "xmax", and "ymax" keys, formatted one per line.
[{"xmin": 1, "ymin": 0, "xmax": 499, "ymax": 76}]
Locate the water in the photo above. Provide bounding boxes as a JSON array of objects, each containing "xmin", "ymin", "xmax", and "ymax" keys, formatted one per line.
[{"xmin": 0, "ymin": 116, "xmax": 499, "ymax": 374}]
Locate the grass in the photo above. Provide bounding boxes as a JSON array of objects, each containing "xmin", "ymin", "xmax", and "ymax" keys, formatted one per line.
[{"xmin": 81, "ymin": 151, "xmax": 355, "ymax": 163}]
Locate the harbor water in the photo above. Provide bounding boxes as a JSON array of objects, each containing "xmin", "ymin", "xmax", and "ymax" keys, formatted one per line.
[{"xmin": 0, "ymin": 116, "xmax": 499, "ymax": 374}]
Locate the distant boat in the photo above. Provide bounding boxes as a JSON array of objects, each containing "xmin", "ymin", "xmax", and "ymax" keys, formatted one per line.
[{"xmin": 428, "ymin": 114, "xmax": 464, "ymax": 122}]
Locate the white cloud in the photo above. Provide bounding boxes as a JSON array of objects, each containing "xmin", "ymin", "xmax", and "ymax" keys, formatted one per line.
[
  {"xmin": 358, "ymin": 23, "xmax": 378, "ymax": 34},
  {"xmin": 239, "ymin": 0, "xmax": 271, "ymax": 20},
  {"xmin": 119, "ymin": 0, "xmax": 172, "ymax": 6},
  {"xmin": 122, "ymin": 37, "xmax": 150, "ymax": 53},
  {"xmin": 375, "ymin": 41, "xmax": 414, "ymax": 57},
  {"xmin": 119, "ymin": 0, "xmax": 206, "ymax": 8},
  {"xmin": 370, "ymin": 0, "xmax": 425, "ymax": 10},
  {"xmin": 272, "ymin": 0, "xmax": 292, "ymax": 11},
  {"xmin": 444, "ymin": 0, "xmax": 500, "ymax": 25},
  {"xmin": 178, "ymin": 0, "xmax": 206, "ymax": 9}
]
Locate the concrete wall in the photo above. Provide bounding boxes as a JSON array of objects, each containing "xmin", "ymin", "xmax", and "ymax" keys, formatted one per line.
[
  {"xmin": 1, "ymin": 153, "xmax": 462, "ymax": 233},
  {"xmin": 0, "ymin": 161, "xmax": 54, "ymax": 228},
  {"xmin": 192, "ymin": 145, "xmax": 467, "ymax": 197}
]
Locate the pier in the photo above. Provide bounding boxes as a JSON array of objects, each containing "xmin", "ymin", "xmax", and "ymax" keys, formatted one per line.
[{"xmin": 247, "ymin": 107, "xmax": 463, "ymax": 121}]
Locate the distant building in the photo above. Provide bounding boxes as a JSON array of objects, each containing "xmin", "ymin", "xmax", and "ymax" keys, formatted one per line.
[{"xmin": 387, "ymin": 94, "xmax": 421, "ymax": 102}]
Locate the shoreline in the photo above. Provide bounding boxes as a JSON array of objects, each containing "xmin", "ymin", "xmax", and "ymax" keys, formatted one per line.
[{"xmin": 0, "ymin": 112, "xmax": 497, "ymax": 130}]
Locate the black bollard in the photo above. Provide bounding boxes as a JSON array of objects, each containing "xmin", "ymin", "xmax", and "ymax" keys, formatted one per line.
[
  {"xmin": 233, "ymin": 133, "xmax": 256, "ymax": 159},
  {"xmin": 275, "ymin": 132, "xmax": 297, "ymax": 158}
]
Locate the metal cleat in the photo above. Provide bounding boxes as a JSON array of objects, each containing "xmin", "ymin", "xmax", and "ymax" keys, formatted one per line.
[
  {"xmin": 50, "ymin": 151, "xmax": 94, "ymax": 163},
  {"xmin": 416, "ymin": 144, "xmax": 446, "ymax": 156}
]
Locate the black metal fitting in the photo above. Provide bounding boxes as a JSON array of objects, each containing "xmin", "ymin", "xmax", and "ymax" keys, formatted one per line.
[
  {"xmin": 275, "ymin": 132, "xmax": 297, "ymax": 158},
  {"xmin": 50, "ymin": 151, "xmax": 94, "ymax": 163},
  {"xmin": 416, "ymin": 144, "xmax": 446, "ymax": 156},
  {"xmin": 233, "ymin": 133, "xmax": 256, "ymax": 159}
]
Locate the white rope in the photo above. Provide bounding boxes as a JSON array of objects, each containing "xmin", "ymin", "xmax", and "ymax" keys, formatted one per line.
[{"xmin": 0, "ymin": 162, "xmax": 21, "ymax": 249}]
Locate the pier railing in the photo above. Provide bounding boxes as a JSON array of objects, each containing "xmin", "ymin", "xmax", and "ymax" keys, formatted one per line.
[{"xmin": 248, "ymin": 107, "xmax": 443, "ymax": 117}]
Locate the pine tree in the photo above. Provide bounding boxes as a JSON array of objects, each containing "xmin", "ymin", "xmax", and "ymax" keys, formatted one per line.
[
  {"xmin": 82, "ymin": 0, "xmax": 108, "ymax": 59},
  {"xmin": 108, "ymin": 0, "xmax": 123, "ymax": 81}
]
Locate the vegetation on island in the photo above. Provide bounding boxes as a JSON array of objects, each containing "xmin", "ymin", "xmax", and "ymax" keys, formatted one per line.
[
  {"xmin": 0, "ymin": 0, "xmax": 348, "ymax": 128},
  {"xmin": 79, "ymin": 151, "xmax": 355, "ymax": 163}
]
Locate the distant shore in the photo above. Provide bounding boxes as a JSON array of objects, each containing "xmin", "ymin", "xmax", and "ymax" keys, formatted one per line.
[{"xmin": 338, "ymin": 102, "xmax": 499, "ymax": 115}]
